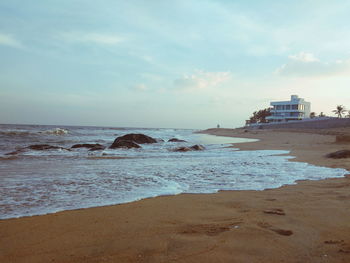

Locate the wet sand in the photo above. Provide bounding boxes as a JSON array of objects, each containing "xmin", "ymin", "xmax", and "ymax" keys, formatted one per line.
[{"xmin": 1, "ymin": 128, "xmax": 350, "ymax": 263}]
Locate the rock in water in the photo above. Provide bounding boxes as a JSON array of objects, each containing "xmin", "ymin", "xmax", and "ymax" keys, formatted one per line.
[
  {"xmin": 109, "ymin": 140, "xmax": 141, "ymax": 149},
  {"xmin": 71, "ymin": 143, "xmax": 104, "ymax": 149},
  {"xmin": 168, "ymin": 138, "xmax": 187, "ymax": 142},
  {"xmin": 113, "ymin": 133, "xmax": 157, "ymax": 144},
  {"xmin": 27, "ymin": 144, "xmax": 68, "ymax": 151},
  {"xmin": 5, "ymin": 144, "xmax": 69, "ymax": 155},
  {"xmin": 88, "ymin": 145, "xmax": 106, "ymax": 151},
  {"xmin": 190, "ymin": 145, "xmax": 205, "ymax": 151},
  {"xmin": 326, "ymin": 150, "xmax": 350, "ymax": 159},
  {"xmin": 174, "ymin": 147, "xmax": 192, "ymax": 152},
  {"xmin": 174, "ymin": 145, "xmax": 205, "ymax": 152},
  {"xmin": 5, "ymin": 149, "xmax": 26, "ymax": 155}
]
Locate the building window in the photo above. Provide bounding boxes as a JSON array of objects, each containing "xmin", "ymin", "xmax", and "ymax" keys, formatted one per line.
[
  {"xmin": 292, "ymin": 104, "xmax": 298, "ymax": 110},
  {"xmin": 286, "ymin": 105, "xmax": 291, "ymax": 110}
]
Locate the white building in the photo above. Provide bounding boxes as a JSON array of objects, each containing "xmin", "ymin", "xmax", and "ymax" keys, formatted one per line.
[{"xmin": 266, "ymin": 95, "xmax": 311, "ymax": 122}]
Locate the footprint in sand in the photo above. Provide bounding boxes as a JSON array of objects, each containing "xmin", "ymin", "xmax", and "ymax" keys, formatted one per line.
[
  {"xmin": 257, "ymin": 222, "xmax": 293, "ymax": 236},
  {"xmin": 324, "ymin": 240, "xmax": 350, "ymax": 254},
  {"xmin": 179, "ymin": 221, "xmax": 243, "ymax": 236},
  {"xmin": 263, "ymin": 208, "xmax": 286, "ymax": 215}
]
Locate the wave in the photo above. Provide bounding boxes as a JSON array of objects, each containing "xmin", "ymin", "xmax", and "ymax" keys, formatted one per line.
[
  {"xmin": 0, "ymin": 128, "xmax": 69, "ymax": 137},
  {"xmin": 39, "ymin": 128, "xmax": 69, "ymax": 135},
  {"xmin": 87, "ymin": 156, "xmax": 134, "ymax": 160}
]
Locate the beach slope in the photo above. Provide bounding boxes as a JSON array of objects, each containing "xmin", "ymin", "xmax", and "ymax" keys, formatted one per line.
[{"xmin": 1, "ymin": 127, "xmax": 350, "ymax": 263}]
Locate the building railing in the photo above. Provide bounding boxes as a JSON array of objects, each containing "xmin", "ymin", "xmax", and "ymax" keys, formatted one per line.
[
  {"xmin": 270, "ymin": 109, "xmax": 303, "ymax": 112},
  {"xmin": 246, "ymin": 117, "xmax": 335, "ymax": 127}
]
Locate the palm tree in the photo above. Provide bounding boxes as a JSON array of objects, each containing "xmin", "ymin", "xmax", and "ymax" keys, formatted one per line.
[{"xmin": 332, "ymin": 105, "xmax": 346, "ymax": 118}]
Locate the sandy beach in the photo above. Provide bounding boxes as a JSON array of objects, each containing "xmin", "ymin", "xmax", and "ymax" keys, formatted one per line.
[{"xmin": 1, "ymin": 128, "xmax": 350, "ymax": 263}]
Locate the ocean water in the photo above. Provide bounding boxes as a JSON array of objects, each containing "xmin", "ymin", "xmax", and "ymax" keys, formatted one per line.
[{"xmin": 0, "ymin": 124, "xmax": 348, "ymax": 219}]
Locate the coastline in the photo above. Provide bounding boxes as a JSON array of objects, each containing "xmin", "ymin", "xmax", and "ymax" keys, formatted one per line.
[
  {"xmin": 1, "ymin": 128, "xmax": 350, "ymax": 262},
  {"xmin": 199, "ymin": 127, "xmax": 350, "ymax": 171}
]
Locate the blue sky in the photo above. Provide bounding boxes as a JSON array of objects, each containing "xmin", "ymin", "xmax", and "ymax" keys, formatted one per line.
[{"xmin": 1, "ymin": 0, "xmax": 350, "ymax": 128}]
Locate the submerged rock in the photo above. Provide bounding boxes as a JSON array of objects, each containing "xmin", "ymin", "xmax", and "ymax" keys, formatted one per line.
[
  {"xmin": 88, "ymin": 145, "xmax": 106, "ymax": 151},
  {"xmin": 113, "ymin": 134, "xmax": 157, "ymax": 144},
  {"xmin": 174, "ymin": 144, "xmax": 205, "ymax": 152},
  {"xmin": 109, "ymin": 140, "xmax": 141, "ymax": 149},
  {"xmin": 5, "ymin": 144, "xmax": 69, "ymax": 155},
  {"xmin": 168, "ymin": 138, "xmax": 187, "ymax": 142},
  {"xmin": 27, "ymin": 144, "xmax": 68, "ymax": 151},
  {"xmin": 326, "ymin": 150, "xmax": 350, "ymax": 159},
  {"xmin": 174, "ymin": 147, "xmax": 192, "ymax": 152},
  {"xmin": 190, "ymin": 144, "xmax": 205, "ymax": 151},
  {"xmin": 71, "ymin": 143, "xmax": 104, "ymax": 149},
  {"xmin": 5, "ymin": 149, "xmax": 26, "ymax": 155}
]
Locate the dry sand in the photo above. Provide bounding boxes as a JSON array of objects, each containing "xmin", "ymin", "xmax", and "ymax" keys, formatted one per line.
[{"xmin": 1, "ymin": 127, "xmax": 350, "ymax": 263}]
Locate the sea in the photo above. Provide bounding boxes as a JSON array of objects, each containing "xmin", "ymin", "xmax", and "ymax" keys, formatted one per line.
[{"xmin": 0, "ymin": 124, "xmax": 348, "ymax": 219}]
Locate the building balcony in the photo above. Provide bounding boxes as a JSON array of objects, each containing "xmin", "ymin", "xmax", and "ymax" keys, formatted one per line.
[
  {"xmin": 270, "ymin": 109, "xmax": 303, "ymax": 113},
  {"xmin": 267, "ymin": 115, "xmax": 303, "ymax": 119}
]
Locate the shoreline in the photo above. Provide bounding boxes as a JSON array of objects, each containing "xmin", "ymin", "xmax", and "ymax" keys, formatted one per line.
[
  {"xmin": 1, "ymin": 127, "xmax": 350, "ymax": 262},
  {"xmin": 200, "ymin": 127, "xmax": 350, "ymax": 171}
]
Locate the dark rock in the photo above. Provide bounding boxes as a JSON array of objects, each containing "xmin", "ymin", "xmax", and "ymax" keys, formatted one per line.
[
  {"xmin": 190, "ymin": 144, "xmax": 205, "ymax": 151},
  {"xmin": 71, "ymin": 143, "xmax": 104, "ymax": 149},
  {"xmin": 109, "ymin": 140, "xmax": 141, "ymax": 149},
  {"xmin": 88, "ymin": 145, "xmax": 106, "ymax": 151},
  {"xmin": 326, "ymin": 150, "xmax": 350, "ymax": 159},
  {"xmin": 113, "ymin": 134, "xmax": 157, "ymax": 144},
  {"xmin": 174, "ymin": 145, "xmax": 205, "ymax": 152},
  {"xmin": 6, "ymin": 144, "xmax": 70, "ymax": 155},
  {"xmin": 168, "ymin": 138, "xmax": 187, "ymax": 142},
  {"xmin": 174, "ymin": 147, "xmax": 192, "ymax": 152},
  {"xmin": 27, "ymin": 144, "xmax": 68, "ymax": 151},
  {"xmin": 5, "ymin": 149, "xmax": 25, "ymax": 155}
]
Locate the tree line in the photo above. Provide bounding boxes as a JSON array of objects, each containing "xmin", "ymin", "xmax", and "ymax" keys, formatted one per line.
[{"xmin": 311, "ymin": 105, "xmax": 350, "ymax": 118}]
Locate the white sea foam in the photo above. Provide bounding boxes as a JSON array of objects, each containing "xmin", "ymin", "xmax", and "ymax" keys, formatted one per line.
[
  {"xmin": 0, "ymin": 125, "xmax": 348, "ymax": 219},
  {"xmin": 39, "ymin": 128, "xmax": 69, "ymax": 135}
]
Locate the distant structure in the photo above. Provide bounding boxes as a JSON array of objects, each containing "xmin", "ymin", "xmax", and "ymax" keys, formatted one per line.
[{"xmin": 266, "ymin": 95, "xmax": 311, "ymax": 123}]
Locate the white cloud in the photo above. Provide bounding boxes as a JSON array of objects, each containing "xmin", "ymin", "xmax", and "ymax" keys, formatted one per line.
[
  {"xmin": 59, "ymin": 32, "xmax": 124, "ymax": 45},
  {"xmin": 0, "ymin": 33, "xmax": 22, "ymax": 48},
  {"xmin": 276, "ymin": 52, "xmax": 350, "ymax": 77},
  {"xmin": 174, "ymin": 70, "xmax": 232, "ymax": 90},
  {"xmin": 133, "ymin": 83, "xmax": 148, "ymax": 91},
  {"xmin": 288, "ymin": 52, "xmax": 319, "ymax": 62}
]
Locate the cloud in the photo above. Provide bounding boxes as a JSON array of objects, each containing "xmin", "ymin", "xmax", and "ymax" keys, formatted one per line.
[
  {"xmin": 276, "ymin": 52, "xmax": 350, "ymax": 77},
  {"xmin": 133, "ymin": 83, "xmax": 148, "ymax": 91},
  {"xmin": 58, "ymin": 32, "xmax": 124, "ymax": 45},
  {"xmin": 288, "ymin": 52, "xmax": 319, "ymax": 62},
  {"xmin": 174, "ymin": 70, "xmax": 232, "ymax": 90},
  {"xmin": 0, "ymin": 33, "xmax": 22, "ymax": 48}
]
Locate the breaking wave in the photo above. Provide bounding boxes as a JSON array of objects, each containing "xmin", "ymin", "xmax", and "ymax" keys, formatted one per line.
[
  {"xmin": 39, "ymin": 128, "xmax": 69, "ymax": 135},
  {"xmin": 0, "ymin": 128, "xmax": 69, "ymax": 137}
]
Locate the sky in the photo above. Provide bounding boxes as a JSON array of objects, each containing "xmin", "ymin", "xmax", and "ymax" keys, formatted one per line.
[{"xmin": 1, "ymin": 0, "xmax": 350, "ymax": 129}]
